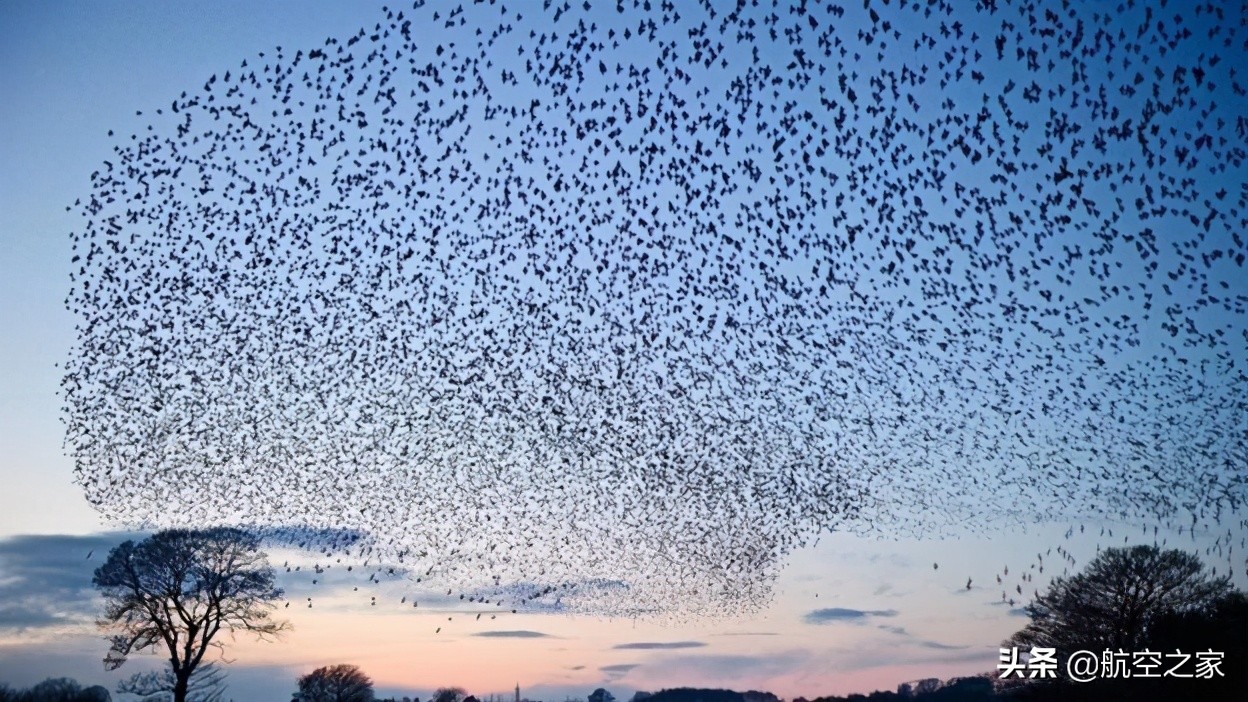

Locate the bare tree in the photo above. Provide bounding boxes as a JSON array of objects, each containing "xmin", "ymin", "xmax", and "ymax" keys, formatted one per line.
[
  {"xmin": 93, "ymin": 528, "xmax": 287, "ymax": 702},
  {"xmin": 118, "ymin": 662, "xmax": 227, "ymax": 702},
  {"xmin": 296, "ymin": 664, "xmax": 375, "ymax": 702},
  {"xmin": 431, "ymin": 687, "xmax": 466, "ymax": 702},
  {"xmin": 1008, "ymin": 544, "xmax": 1231, "ymax": 658}
]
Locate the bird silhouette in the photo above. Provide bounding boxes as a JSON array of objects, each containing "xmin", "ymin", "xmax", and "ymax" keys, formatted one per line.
[{"xmin": 61, "ymin": 0, "xmax": 1248, "ymax": 620}]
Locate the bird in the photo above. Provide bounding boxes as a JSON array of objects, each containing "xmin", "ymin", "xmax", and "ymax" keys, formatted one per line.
[{"xmin": 59, "ymin": 0, "xmax": 1248, "ymax": 622}]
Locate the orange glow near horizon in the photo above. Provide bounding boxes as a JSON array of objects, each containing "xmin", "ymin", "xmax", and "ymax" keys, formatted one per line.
[{"xmin": 219, "ymin": 592, "xmax": 1007, "ymax": 699}]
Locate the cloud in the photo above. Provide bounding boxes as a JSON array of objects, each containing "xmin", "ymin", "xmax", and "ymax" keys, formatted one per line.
[
  {"xmin": 600, "ymin": 664, "xmax": 639, "ymax": 673},
  {"xmin": 828, "ymin": 640, "xmax": 993, "ymax": 674},
  {"xmin": 640, "ymin": 651, "xmax": 815, "ymax": 684},
  {"xmin": 472, "ymin": 630, "xmax": 553, "ymax": 638},
  {"xmin": 599, "ymin": 663, "xmax": 640, "ymax": 681},
  {"xmin": 467, "ymin": 578, "xmax": 632, "ymax": 615},
  {"xmin": 916, "ymin": 640, "xmax": 969, "ymax": 650},
  {"xmin": 0, "ymin": 532, "xmax": 145, "ymax": 632},
  {"xmin": 612, "ymin": 641, "xmax": 706, "ymax": 650},
  {"xmin": 875, "ymin": 623, "xmax": 969, "ymax": 652},
  {"xmin": 0, "ymin": 528, "xmax": 407, "ymax": 628},
  {"xmin": 247, "ymin": 524, "xmax": 371, "ymax": 544},
  {"xmin": 803, "ymin": 607, "xmax": 898, "ymax": 624},
  {"xmin": 273, "ymin": 560, "xmax": 414, "ymax": 601}
]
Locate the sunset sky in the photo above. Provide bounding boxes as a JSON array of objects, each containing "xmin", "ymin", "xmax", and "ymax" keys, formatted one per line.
[{"xmin": 2, "ymin": 1, "xmax": 1245, "ymax": 700}]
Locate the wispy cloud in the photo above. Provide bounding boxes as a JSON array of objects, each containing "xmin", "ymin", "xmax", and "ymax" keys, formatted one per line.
[
  {"xmin": 916, "ymin": 640, "xmax": 969, "ymax": 650},
  {"xmin": 803, "ymin": 607, "xmax": 898, "ymax": 624},
  {"xmin": 472, "ymin": 630, "xmax": 553, "ymax": 638},
  {"xmin": 464, "ymin": 577, "xmax": 632, "ymax": 615},
  {"xmin": 876, "ymin": 623, "xmax": 969, "ymax": 652},
  {"xmin": 612, "ymin": 641, "xmax": 706, "ymax": 650},
  {"xmin": 641, "ymin": 651, "xmax": 815, "ymax": 684},
  {"xmin": 599, "ymin": 663, "xmax": 639, "ymax": 681}
]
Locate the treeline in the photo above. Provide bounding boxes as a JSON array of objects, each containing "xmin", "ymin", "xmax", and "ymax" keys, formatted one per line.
[
  {"xmin": 807, "ymin": 677, "xmax": 994, "ymax": 702},
  {"xmin": 641, "ymin": 690, "xmax": 780, "ymax": 702},
  {"xmin": 0, "ymin": 678, "xmax": 110, "ymax": 702}
]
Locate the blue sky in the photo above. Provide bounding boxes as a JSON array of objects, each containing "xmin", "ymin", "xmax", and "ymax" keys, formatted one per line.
[{"xmin": 2, "ymin": 1, "xmax": 1246, "ymax": 700}]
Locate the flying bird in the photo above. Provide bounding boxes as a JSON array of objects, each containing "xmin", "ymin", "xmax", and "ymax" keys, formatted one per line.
[{"xmin": 60, "ymin": 0, "xmax": 1248, "ymax": 620}]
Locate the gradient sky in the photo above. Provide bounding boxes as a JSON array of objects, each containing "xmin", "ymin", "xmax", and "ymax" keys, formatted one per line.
[{"xmin": 1, "ymin": 1, "xmax": 1245, "ymax": 701}]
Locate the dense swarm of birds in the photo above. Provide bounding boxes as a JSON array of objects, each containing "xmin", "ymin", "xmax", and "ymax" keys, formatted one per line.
[{"xmin": 63, "ymin": 0, "xmax": 1246, "ymax": 617}]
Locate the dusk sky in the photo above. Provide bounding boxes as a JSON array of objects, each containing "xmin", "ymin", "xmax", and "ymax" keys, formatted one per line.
[{"xmin": 2, "ymin": 1, "xmax": 1245, "ymax": 701}]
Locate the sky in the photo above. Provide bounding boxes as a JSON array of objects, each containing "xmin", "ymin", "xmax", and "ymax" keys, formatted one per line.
[{"xmin": 2, "ymin": 1, "xmax": 1246, "ymax": 701}]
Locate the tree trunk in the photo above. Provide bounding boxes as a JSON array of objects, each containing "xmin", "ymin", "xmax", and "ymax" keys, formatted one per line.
[{"xmin": 173, "ymin": 669, "xmax": 191, "ymax": 702}]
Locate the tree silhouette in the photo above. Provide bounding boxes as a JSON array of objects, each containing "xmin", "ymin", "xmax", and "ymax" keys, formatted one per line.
[
  {"xmin": 431, "ymin": 688, "xmax": 466, "ymax": 702},
  {"xmin": 296, "ymin": 664, "xmax": 375, "ymax": 702},
  {"xmin": 0, "ymin": 678, "xmax": 111, "ymax": 702},
  {"xmin": 117, "ymin": 661, "xmax": 227, "ymax": 702},
  {"xmin": 92, "ymin": 528, "xmax": 287, "ymax": 702},
  {"xmin": 588, "ymin": 689, "xmax": 615, "ymax": 702},
  {"xmin": 1007, "ymin": 545, "xmax": 1231, "ymax": 659}
]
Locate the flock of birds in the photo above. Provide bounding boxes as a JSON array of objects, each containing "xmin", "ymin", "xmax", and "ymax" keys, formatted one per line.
[{"xmin": 63, "ymin": 0, "xmax": 1246, "ymax": 618}]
